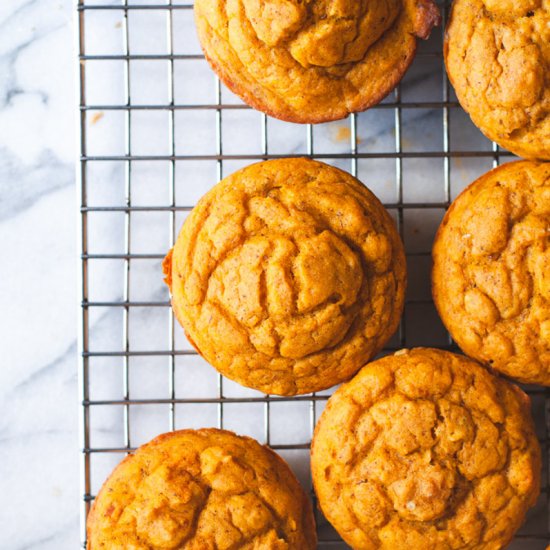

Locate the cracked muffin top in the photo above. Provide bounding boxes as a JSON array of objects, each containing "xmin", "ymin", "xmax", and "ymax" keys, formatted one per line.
[
  {"xmin": 433, "ymin": 161, "xmax": 550, "ymax": 385},
  {"xmin": 194, "ymin": 0, "xmax": 440, "ymax": 123},
  {"xmin": 311, "ymin": 348, "xmax": 541, "ymax": 550},
  {"xmin": 163, "ymin": 158, "xmax": 406, "ymax": 395},
  {"xmin": 87, "ymin": 429, "xmax": 316, "ymax": 550},
  {"xmin": 445, "ymin": 0, "xmax": 550, "ymax": 160}
]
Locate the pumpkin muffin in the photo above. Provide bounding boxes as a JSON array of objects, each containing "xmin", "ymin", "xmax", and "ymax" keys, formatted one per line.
[
  {"xmin": 87, "ymin": 428, "xmax": 316, "ymax": 549},
  {"xmin": 194, "ymin": 0, "xmax": 440, "ymax": 123},
  {"xmin": 445, "ymin": 0, "xmax": 550, "ymax": 160},
  {"xmin": 311, "ymin": 348, "xmax": 541, "ymax": 550},
  {"xmin": 163, "ymin": 158, "xmax": 406, "ymax": 395},
  {"xmin": 433, "ymin": 161, "xmax": 550, "ymax": 385}
]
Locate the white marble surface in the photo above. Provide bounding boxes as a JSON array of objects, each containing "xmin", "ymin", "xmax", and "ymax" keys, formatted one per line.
[
  {"xmin": 0, "ymin": 0, "xmax": 78, "ymax": 548},
  {"xmin": 1, "ymin": 0, "xmax": 546, "ymax": 548}
]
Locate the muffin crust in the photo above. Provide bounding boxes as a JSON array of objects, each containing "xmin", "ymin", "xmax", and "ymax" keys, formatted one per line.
[
  {"xmin": 311, "ymin": 348, "xmax": 541, "ymax": 549},
  {"xmin": 194, "ymin": 0, "xmax": 440, "ymax": 123},
  {"xmin": 163, "ymin": 158, "xmax": 406, "ymax": 395},
  {"xmin": 445, "ymin": 0, "xmax": 550, "ymax": 160},
  {"xmin": 87, "ymin": 429, "xmax": 316, "ymax": 549},
  {"xmin": 433, "ymin": 161, "xmax": 550, "ymax": 385}
]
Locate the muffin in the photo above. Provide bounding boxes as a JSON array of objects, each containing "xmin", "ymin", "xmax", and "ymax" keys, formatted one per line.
[
  {"xmin": 311, "ymin": 348, "xmax": 541, "ymax": 549},
  {"xmin": 445, "ymin": 0, "xmax": 550, "ymax": 160},
  {"xmin": 194, "ymin": 0, "xmax": 440, "ymax": 123},
  {"xmin": 163, "ymin": 158, "xmax": 406, "ymax": 395},
  {"xmin": 87, "ymin": 428, "xmax": 316, "ymax": 549},
  {"xmin": 432, "ymin": 161, "xmax": 550, "ymax": 385}
]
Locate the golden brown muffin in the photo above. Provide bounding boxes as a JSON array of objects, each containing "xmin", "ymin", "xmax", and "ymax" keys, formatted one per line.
[
  {"xmin": 163, "ymin": 158, "xmax": 406, "ymax": 395},
  {"xmin": 445, "ymin": 0, "xmax": 550, "ymax": 160},
  {"xmin": 311, "ymin": 348, "xmax": 541, "ymax": 550},
  {"xmin": 87, "ymin": 428, "xmax": 316, "ymax": 549},
  {"xmin": 194, "ymin": 0, "xmax": 440, "ymax": 123},
  {"xmin": 432, "ymin": 161, "xmax": 550, "ymax": 385}
]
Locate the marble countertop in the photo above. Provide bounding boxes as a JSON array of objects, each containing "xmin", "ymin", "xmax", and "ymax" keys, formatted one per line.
[
  {"xmin": 1, "ymin": 1, "xmax": 546, "ymax": 549},
  {"xmin": 1, "ymin": 0, "xmax": 78, "ymax": 548}
]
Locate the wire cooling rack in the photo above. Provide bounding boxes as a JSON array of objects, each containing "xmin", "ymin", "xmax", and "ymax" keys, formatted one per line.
[{"xmin": 77, "ymin": 1, "xmax": 549, "ymax": 548}]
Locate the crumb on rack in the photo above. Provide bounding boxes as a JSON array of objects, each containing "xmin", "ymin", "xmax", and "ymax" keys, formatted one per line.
[{"xmin": 90, "ymin": 112, "xmax": 104, "ymax": 125}]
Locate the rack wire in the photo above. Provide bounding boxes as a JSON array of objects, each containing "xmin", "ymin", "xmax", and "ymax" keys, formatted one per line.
[{"xmin": 78, "ymin": 1, "xmax": 549, "ymax": 548}]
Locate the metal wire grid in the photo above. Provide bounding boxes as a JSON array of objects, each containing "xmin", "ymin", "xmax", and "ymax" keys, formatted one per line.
[{"xmin": 77, "ymin": 1, "xmax": 549, "ymax": 548}]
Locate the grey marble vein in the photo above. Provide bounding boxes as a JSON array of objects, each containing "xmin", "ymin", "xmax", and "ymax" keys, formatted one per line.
[{"xmin": 0, "ymin": 147, "xmax": 73, "ymax": 222}]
